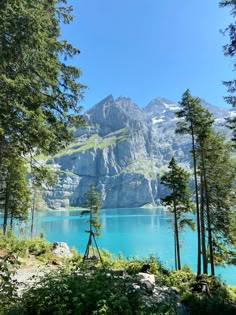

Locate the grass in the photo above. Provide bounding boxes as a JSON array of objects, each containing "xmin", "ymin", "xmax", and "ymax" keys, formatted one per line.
[{"xmin": 54, "ymin": 128, "xmax": 129, "ymax": 158}]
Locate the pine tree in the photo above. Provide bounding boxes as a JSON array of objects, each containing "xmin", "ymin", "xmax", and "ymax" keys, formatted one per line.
[
  {"xmin": 176, "ymin": 89, "xmax": 236, "ymax": 275},
  {"xmin": 81, "ymin": 183, "xmax": 102, "ymax": 237},
  {"xmin": 194, "ymin": 106, "xmax": 215, "ymax": 275},
  {"xmin": 0, "ymin": 0, "xmax": 85, "ymax": 158},
  {"xmin": 176, "ymin": 90, "xmax": 217, "ymax": 275},
  {"xmin": 0, "ymin": 0, "xmax": 85, "ymax": 231},
  {"xmin": 201, "ymin": 132, "xmax": 236, "ymax": 266},
  {"xmin": 161, "ymin": 158, "xmax": 194, "ymax": 270},
  {"xmin": 1, "ymin": 154, "xmax": 30, "ymax": 234},
  {"xmin": 175, "ymin": 90, "xmax": 203, "ymax": 275},
  {"xmin": 219, "ymin": 0, "xmax": 236, "ymax": 144}
]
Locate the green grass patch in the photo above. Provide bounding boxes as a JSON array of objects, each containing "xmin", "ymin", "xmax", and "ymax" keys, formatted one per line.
[{"xmin": 54, "ymin": 129, "xmax": 129, "ymax": 158}]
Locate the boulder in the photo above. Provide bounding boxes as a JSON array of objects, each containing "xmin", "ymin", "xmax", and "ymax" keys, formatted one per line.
[
  {"xmin": 137, "ymin": 272, "xmax": 155, "ymax": 293},
  {"xmin": 52, "ymin": 242, "xmax": 72, "ymax": 257}
]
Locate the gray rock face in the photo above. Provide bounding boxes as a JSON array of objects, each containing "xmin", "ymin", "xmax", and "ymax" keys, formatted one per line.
[{"xmin": 41, "ymin": 95, "xmax": 232, "ymax": 209}]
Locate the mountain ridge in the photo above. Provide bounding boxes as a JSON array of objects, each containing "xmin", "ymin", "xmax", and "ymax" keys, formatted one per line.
[{"xmin": 42, "ymin": 95, "xmax": 234, "ymax": 209}]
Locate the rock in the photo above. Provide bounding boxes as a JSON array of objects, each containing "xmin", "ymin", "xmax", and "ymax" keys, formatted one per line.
[
  {"xmin": 137, "ymin": 272, "xmax": 155, "ymax": 293},
  {"xmin": 52, "ymin": 242, "xmax": 72, "ymax": 257}
]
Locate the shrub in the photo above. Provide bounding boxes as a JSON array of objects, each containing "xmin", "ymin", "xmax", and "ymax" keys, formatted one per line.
[
  {"xmin": 0, "ymin": 231, "xmax": 52, "ymax": 259},
  {"xmin": 0, "ymin": 255, "xmax": 19, "ymax": 315},
  {"xmin": 181, "ymin": 276, "xmax": 236, "ymax": 315},
  {"xmin": 11, "ymin": 268, "xmax": 177, "ymax": 315},
  {"xmin": 25, "ymin": 238, "xmax": 52, "ymax": 256}
]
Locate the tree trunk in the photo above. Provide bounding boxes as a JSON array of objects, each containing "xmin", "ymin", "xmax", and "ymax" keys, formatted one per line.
[
  {"xmin": 10, "ymin": 211, "xmax": 13, "ymax": 229},
  {"xmin": 174, "ymin": 228, "xmax": 177, "ymax": 270},
  {"xmin": 201, "ymin": 153, "xmax": 215, "ymax": 276},
  {"xmin": 3, "ymin": 182, "xmax": 9, "ymax": 235},
  {"xmin": 174, "ymin": 199, "xmax": 181, "ymax": 270},
  {"xmin": 190, "ymin": 125, "xmax": 202, "ymax": 275},
  {"xmin": 200, "ymin": 172, "xmax": 208, "ymax": 274},
  {"xmin": 30, "ymin": 190, "xmax": 36, "ymax": 238}
]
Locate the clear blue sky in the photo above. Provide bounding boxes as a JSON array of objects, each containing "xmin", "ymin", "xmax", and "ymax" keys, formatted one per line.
[{"xmin": 62, "ymin": 0, "xmax": 233, "ymax": 110}]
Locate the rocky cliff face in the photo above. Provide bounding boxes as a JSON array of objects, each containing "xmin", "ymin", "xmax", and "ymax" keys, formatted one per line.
[{"xmin": 42, "ymin": 95, "xmax": 233, "ymax": 209}]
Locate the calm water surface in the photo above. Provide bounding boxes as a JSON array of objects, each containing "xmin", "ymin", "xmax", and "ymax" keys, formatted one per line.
[{"xmin": 32, "ymin": 208, "xmax": 236, "ymax": 285}]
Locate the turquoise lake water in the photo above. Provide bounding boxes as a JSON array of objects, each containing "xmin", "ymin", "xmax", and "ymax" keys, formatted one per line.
[{"xmin": 30, "ymin": 207, "xmax": 236, "ymax": 285}]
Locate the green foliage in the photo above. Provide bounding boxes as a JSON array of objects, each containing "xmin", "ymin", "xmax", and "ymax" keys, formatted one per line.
[
  {"xmin": 0, "ymin": 245, "xmax": 235, "ymax": 315},
  {"xmin": 0, "ymin": 0, "xmax": 85, "ymax": 234},
  {"xmin": 81, "ymin": 251, "xmax": 168, "ymax": 278},
  {"xmin": 201, "ymin": 132, "xmax": 236, "ymax": 254},
  {"xmin": 175, "ymin": 89, "xmax": 204, "ymax": 275},
  {"xmin": 162, "ymin": 269, "xmax": 236, "ymax": 315},
  {"xmin": 175, "ymin": 89, "xmax": 236, "ymax": 275},
  {"xmin": 164, "ymin": 269, "xmax": 196, "ymax": 292},
  {"xmin": 161, "ymin": 157, "xmax": 194, "ymax": 270},
  {"xmin": 0, "ymin": 154, "xmax": 30, "ymax": 234},
  {"xmin": 26, "ymin": 238, "xmax": 52, "ymax": 256},
  {"xmin": 9, "ymin": 267, "xmax": 177, "ymax": 315},
  {"xmin": 0, "ymin": 0, "xmax": 85, "ymax": 157},
  {"xmin": 182, "ymin": 276, "xmax": 236, "ymax": 315},
  {"xmin": 0, "ymin": 254, "xmax": 20, "ymax": 315},
  {"xmin": 0, "ymin": 231, "xmax": 52, "ymax": 258},
  {"xmin": 160, "ymin": 158, "xmax": 193, "ymax": 214},
  {"xmin": 219, "ymin": 0, "xmax": 236, "ymax": 144},
  {"xmin": 81, "ymin": 183, "xmax": 102, "ymax": 236}
]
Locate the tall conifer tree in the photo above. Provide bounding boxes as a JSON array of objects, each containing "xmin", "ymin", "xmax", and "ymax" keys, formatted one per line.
[
  {"xmin": 200, "ymin": 132, "xmax": 236, "ymax": 266},
  {"xmin": 175, "ymin": 90, "xmax": 202, "ymax": 275},
  {"xmin": 161, "ymin": 158, "xmax": 194, "ymax": 270},
  {"xmin": 0, "ymin": 0, "xmax": 85, "ymax": 230}
]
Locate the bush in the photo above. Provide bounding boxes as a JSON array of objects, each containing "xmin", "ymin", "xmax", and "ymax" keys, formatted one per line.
[
  {"xmin": 181, "ymin": 276, "xmax": 236, "ymax": 315},
  {"xmin": 182, "ymin": 291, "xmax": 236, "ymax": 315},
  {"xmin": 164, "ymin": 269, "xmax": 196, "ymax": 291},
  {"xmin": 11, "ymin": 268, "xmax": 177, "ymax": 315},
  {"xmin": 0, "ymin": 231, "xmax": 52, "ymax": 259},
  {"xmin": 26, "ymin": 238, "xmax": 52, "ymax": 256},
  {"xmin": 0, "ymin": 255, "xmax": 19, "ymax": 315}
]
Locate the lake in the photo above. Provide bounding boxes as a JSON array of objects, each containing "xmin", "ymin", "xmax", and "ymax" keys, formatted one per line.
[{"xmin": 31, "ymin": 207, "xmax": 236, "ymax": 285}]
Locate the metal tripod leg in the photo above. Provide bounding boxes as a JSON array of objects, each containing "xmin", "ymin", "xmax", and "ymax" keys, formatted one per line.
[
  {"xmin": 83, "ymin": 232, "xmax": 92, "ymax": 262},
  {"xmin": 83, "ymin": 231, "xmax": 103, "ymax": 264},
  {"xmin": 91, "ymin": 233, "xmax": 103, "ymax": 264}
]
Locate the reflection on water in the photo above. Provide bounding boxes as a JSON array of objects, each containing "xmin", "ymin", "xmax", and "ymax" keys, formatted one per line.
[{"xmin": 1, "ymin": 208, "xmax": 235, "ymax": 285}]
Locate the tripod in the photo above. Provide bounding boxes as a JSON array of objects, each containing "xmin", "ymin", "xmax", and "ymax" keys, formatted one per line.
[{"xmin": 83, "ymin": 230, "xmax": 103, "ymax": 264}]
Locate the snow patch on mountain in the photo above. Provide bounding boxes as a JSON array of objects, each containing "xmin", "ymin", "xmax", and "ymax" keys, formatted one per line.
[
  {"xmin": 152, "ymin": 117, "xmax": 165, "ymax": 124},
  {"xmin": 163, "ymin": 103, "xmax": 181, "ymax": 110}
]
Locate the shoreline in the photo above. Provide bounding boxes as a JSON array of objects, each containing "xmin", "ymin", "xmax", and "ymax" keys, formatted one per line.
[{"xmin": 43, "ymin": 205, "xmax": 165, "ymax": 211}]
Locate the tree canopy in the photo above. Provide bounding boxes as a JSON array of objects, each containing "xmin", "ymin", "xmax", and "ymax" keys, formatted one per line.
[
  {"xmin": 219, "ymin": 0, "xmax": 236, "ymax": 143},
  {"xmin": 0, "ymin": 0, "xmax": 85, "ymax": 158},
  {"xmin": 0, "ymin": 0, "xmax": 85, "ymax": 232},
  {"xmin": 161, "ymin": 157, "xmax": 194, "ymax": 270}
]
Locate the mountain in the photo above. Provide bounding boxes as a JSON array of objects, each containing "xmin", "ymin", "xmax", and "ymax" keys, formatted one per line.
[{"xmin": 42, "ymin": 95, "xmax": 233, "ymax": 209}]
